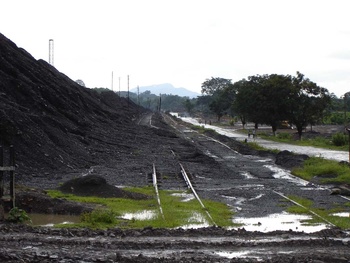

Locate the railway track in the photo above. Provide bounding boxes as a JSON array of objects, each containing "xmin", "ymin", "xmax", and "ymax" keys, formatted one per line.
[
  {"xmin": 159, "ymin": 113, "xmax": 350, "ymax": 229},
  {"xmin": 149, "ymin": 161, "xmax": 216, "ymax": 226}
]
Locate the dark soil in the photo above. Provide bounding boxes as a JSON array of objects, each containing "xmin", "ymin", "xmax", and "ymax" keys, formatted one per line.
[
  {"xmin": 1, "ymin": 32, "xmax": 350, "ymax": 262},
  {"xmin": 58, "ymin": 174, "xmax": 149, "ymax": 200}
]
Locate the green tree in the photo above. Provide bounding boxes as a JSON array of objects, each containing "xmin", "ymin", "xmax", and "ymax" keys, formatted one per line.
[
  {"xmin": 183, "ymin": 98, "xmax": 195, "ymax": 114},
  {"xmin": 257, "ymin": 74, "xmax": 293, "ymax": 135},
  {"xmin": 200, "ymin": 77, "xmax": 233, "ymax": 121},
  {"xmin": 208, "ymin": 83, "xmax": 236, "ymax": 121},
  {"xmin": 201, "ymin": 77, "xmax": 232, "ymax": 95},
  {"xmin": 231, "ymin": 80, "xmax": 249, "ymax": 128},
  {"xmin": 232, "ymin": 76, "xmax": 266, "ymax": 129},
  {"xmin": 196, "ymin": 95, "xmax": 212, "ymax": 115},
  {"xmin": 232, "ymin": 73, "xmax": 331, "ymax": 137},
  {"xmin": 288, "ymin": 72, "xmax": 331, "ymax": 139}
]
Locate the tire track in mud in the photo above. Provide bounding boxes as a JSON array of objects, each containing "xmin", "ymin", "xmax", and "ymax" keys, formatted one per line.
[{"xmin": 0, "ymin": 225, "xmax": 349, "ymax": 262}]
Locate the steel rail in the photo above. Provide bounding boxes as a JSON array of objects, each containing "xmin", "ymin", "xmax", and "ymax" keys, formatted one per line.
[
  {"xmin": 179, "ymin": 163, "xmax": 216, "ymax": 226},
  {"xmin": 152, "ymin": 163, "xmax": 165, "ymax": 220},
  {"xmin": 273, "ymin": 190, "xmax": 336, "ymax": 227},
  {"xmin": 162, "ymin": 113, "xmax": 350, "ymax": 229},
  {"xmin": 136, "ymin": 113, "xmax": 147, "ymax": 125},
  {"xmin": 148, "ymin": 113, "xmax": 159, "ymax": 129}
]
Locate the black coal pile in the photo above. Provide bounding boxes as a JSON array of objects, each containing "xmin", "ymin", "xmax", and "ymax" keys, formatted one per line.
[
  {"xmin": 59, "ymin": 174, "xmax": 149, "ymax": 199},
  {"xmin": 0, "ymin": 33, "xmax": 145, "ymax": 180}
]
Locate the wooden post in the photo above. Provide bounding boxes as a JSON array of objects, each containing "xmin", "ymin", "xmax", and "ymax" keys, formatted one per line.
[{"xmin": 9, "ymin": 145, "xmax": 15, "ymax": 208}]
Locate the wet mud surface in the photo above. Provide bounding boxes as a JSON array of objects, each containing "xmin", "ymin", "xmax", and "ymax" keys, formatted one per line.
[
  {"xmin": 2, "ymin": 114, "xmax": 350, "ymax": 262},
  {"xmin": 1, "ymin": 224, "xmax": 350, "ymax": 262}
]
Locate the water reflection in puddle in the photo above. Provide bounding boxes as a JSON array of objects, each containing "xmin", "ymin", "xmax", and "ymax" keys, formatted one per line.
[
  {"xmin": 215, "ymin": 250, "xmax": 256, "ymax": 259},
  {"xmin": 205, "ymin": 150, "xmax": 219, "ymax": 158},
  {"xmin": 181, "ymin": 212, "xmax": 209, "ymax": 229},
  {"xmin": 121, "ymin": 210, "xmax": 157, "ymax": 220},
  {"xmin": 28, "ymin": 213, "xmax": 80, "ymax": 226},
  {"xmin": 255, "ymin": 159, "xmax": 272, "ymax": 163},
  {"xmin": 232, "ymin": 212, "xmax": 327, "ymax": 233},
  {"xmin": 265, "ymin": 165, "xmax": 309, "ymax": 186},
  {"xmin": 240, "ymin": 171, "xmax": 255, "ymax": 179},
  {"xmin": 216, "ymin": 248, "xmax": 296, "ymax": 259},
  {"xmin": 331, "ymin": 212, "xmax": 350, "ymax": 217},
  {"xmin": 171, "ymin": 192, "xmax": 195, "ymax": 202},
  {"xmin": 223, "ymin": 155, "xmax": 236, "ymax": 159}
]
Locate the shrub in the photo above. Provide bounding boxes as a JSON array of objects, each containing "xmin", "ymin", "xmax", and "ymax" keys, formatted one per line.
[
  {"xmin": 7, "ymin": 207, "xmax": 31, "ymax": 224},
  {"xmin": 81, "ymin": 209, "xmax": 117, "ymax": 226},
  {"xmin": 277, "ymin": 132, "xmax": 292, "ymax": 140},
  {"xmin": 332, "ymin": 133, "xmax": 348, "ymax": 146}
]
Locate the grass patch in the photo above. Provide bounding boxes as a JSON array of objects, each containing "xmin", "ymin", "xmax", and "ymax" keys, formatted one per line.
[
  {"xmin": 246, "ymin": 141, "xmax": 279, "ymax": 153},
  {"xmin": 292, "ymin": 157, "xmax": 350, "ymax": 184},
  {"xmin": 258, "ymin": 130, "xmax": 348, "ymax": 151},
  {"xmin": 191, "ymin": 124, "xmax": 216, "ymax": 134},
  {"xmin": 47, "ymin": 187, "xmax": 235, "ymax": 229},
  {"xmin": 286, "ymin": 195, "xmax": 350, "ymax": 229}
]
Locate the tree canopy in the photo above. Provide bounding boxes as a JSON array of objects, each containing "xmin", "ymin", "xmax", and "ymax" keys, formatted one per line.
[
  {"xmin": 201, "ymin": 77, "xmax": 233, "ymax": 120},
  {"xmin": 202, "ymin": 72, "xmax": 332, "ymax": 139},
  {"xmin": 201, "ymin": 77, "xmax": 232, "ymax": 95}
]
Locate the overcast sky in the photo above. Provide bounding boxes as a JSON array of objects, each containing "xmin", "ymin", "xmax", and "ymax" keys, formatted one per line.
[{"xmin": 1, "ymin": 0, "xmax": 350, "ymax": 97}]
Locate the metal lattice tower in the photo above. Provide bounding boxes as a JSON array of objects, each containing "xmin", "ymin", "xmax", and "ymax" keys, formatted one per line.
[{"xmin": 49, "ymin": 39, "xmax": 54, "ymax": 66}]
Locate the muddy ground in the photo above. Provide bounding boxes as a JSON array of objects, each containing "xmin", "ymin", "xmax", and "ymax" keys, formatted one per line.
[{"xmin": 1, "ymin": 114, "xmax": 350, "ymax": 263}]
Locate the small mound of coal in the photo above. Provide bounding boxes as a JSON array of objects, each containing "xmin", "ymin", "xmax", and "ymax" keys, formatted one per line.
[
  {"xmin": 59, "ymin": 174, "xmax": 149, "ymax": 200},
  {"xmin": 275, "ymin": 150, "xmax": 309, "ymax": 169}
]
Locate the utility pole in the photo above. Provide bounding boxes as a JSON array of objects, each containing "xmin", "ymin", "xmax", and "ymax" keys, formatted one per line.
[
  {"xmin": 49, "ymin": 39, "xmax": 54, "ymax": 66},
  {"xmin": 127, "ymin": 75, "xmax": 130, "ymax": 106},
  {"xmin": 137, "ymin": 85, "xmax": 140, "ymax": 105},
  {"xmin": 118, "ymin": 77, "xmax": 121, "ymax": 97},
  {"xmin": 111, "ymin": 71, "xmax": 114, "ymax": 91}
]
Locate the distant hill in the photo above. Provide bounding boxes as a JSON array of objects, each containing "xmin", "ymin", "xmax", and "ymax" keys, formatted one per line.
[{"xmin": 131, "ymin": 83, "xmax": 200, "ymax": 98}]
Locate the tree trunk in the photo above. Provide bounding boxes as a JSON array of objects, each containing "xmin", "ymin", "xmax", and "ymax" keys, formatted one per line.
[
  {"xmin": 296, "ymin": 125, "xmax": 303, "ymax": 140},
  {"xmin": 240, "ymin": 116, "xmax": 246, "ymax": 129},
  {"xmin": 272, "ymin": 125, "xmax": 277, "ymax": 136}
]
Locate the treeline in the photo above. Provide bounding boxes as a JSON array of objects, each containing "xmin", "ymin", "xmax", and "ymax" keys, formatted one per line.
[
  {"xmin": 93, "ymin": 88, "xmax": 199, "ymax": 113},
  {"xmin": 93, "ymin": 72, "xmax": 350, "ymax": 139},
  {"xmin": 200, "ymin": 72, "xmax": 333, "ymax": 139}
]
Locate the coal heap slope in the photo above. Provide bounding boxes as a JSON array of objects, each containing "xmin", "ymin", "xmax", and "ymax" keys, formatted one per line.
[{"xmin": 0, "ymin": 33, "xmax": 146, "ymax": 178}]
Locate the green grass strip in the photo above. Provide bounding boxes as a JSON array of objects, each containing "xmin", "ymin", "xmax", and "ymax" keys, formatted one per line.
[
  {"xmin": 292, "ymin": 157, "xmax": 350, "ymax": 184},
  {"xmin": 286, "ymin": 195, "xmax": 350, "ymax": 229},
  {"xmin": 47, "ymin": 187, "xmax": 235, "ymax": 229}
]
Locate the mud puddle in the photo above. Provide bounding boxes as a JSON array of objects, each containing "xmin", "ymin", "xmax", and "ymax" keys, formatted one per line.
[
  {"xmin": 28, "ymin": 213, "xmax": 80, "ymax": 226},
  {"xmin": 232, "ymin": 211, "xmax": 327, "ymax": 233}
]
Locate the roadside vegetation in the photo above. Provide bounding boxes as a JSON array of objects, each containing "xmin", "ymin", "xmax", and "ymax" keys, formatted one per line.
[
  {"xmin": 256, "ymin": 130, "xmax": 349, "ymax": 151},
  {"xmin": 292, "ymin": 157, "xmax": 350, "ymax": 184},
  {"xmin": 191, "ymin": 124, "xmax": 216, "ymax": 134},
  {"xmin": 47, "ymin": 187, "xmax": 235, "ymax": 229}
]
